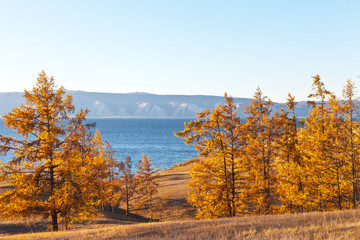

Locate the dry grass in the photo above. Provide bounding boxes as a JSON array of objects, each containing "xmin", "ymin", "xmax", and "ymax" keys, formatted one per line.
[
  {"xmin": 148, "ymin": 159, "xmax": 196, "ymax": 221},
  {"xmin": 117, "ymin": 158, "xmax": 196, "ymax": 222},
  {"xmin": 1, "ymin": 210, "xmax": 360, "ymax": 239}
]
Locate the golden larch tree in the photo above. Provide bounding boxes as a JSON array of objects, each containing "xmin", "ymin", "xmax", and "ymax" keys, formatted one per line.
[
  {"xmin": 175, "ymin": 93, "xmax": 245, "ymax": 218},
  {"xmin": 340, "ymin": 79, "xmax": 360, "ymax": 208},
  {"xmin": 0, "ymin": 71, "xmax": 116, "ymax": 231},
  {"xmin": 118, "ymin": 156, "xmax": 137, "ymax": 216},
  {"xmin": 275, "ymin": 93, "xmax": 306, "ymax": 213},
  {"xmin": 298, "ymin": 75, "xmax": 330, "ymax": 211},
  {"xmin": 136, "ymin": 153, "xmax": 161, "ymax": 222},
  {"xmin": 297, "ymin": 75, "xmax": 350, "ymax": 211},
  {"xmin": 242, "ymin": 87, "xmax": 278, "ymax": 214}
]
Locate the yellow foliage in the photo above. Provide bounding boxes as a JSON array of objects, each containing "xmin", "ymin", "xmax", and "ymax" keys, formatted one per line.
[
  {"xmin": 178, "ymin": 79, "xmax": 360, "ymax": 217},
  {"xmin": 136, "ymin": 153, "xmax": 162, "ymax": 221},
  {"xmin": 176, "ymin": 93, "xmax": 245, "ymax": 218},
  {"xmin": 117, "ymin": 156, "xmax": 137, "ymax": 215},
  {"xmin": 242, "ymin": 87, "xmax": 278, "ymax": 214},
  {"xmin": 0, "ymin": 71, "xmax": 117, "ymax": 231}
]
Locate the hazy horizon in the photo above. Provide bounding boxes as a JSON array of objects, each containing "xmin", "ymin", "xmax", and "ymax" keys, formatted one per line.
[{"xmin": 0, "ymin": 89, "xmax": 310, "ymax": 103}]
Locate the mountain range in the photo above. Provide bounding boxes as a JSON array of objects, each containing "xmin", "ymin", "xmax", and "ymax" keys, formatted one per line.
[{"xmin": 0, "ymin": 91, "xmax": 310, "ymax": 118}]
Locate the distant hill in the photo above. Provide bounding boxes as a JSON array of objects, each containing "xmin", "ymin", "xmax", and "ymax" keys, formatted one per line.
[{"xmin": 0, "ymin": 91, "xmax": 310, "ymax": 118}]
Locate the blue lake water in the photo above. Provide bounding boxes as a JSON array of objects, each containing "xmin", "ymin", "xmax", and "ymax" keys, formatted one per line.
[{"xmin": 0, "ymin": 118, "xmax": 198, "ymax": 170}]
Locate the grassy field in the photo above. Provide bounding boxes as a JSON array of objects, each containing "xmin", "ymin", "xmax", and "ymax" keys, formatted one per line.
[
  {"xmin": 1, "ymin": 160, "xmax": 360, "ymax": 239},
  {"xmin": 1, "ymin": 210, "xmax": 360, "ymax": 239},
  {"xmin": 141, "ymin": 159, "xmax": 196, "ymax": 221}
]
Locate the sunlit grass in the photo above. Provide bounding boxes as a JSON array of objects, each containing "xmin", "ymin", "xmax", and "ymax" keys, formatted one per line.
[{"xmin": 1, "ymin": 210, "xmax": 360, "ymax": 240}]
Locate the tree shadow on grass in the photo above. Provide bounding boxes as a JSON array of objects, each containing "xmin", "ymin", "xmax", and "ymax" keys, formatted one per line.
[
  {"xmin": 0, "ymin": 220, "xmax": 50, "ymax": 235},
  {"xmin": 74, "ymin": 207, "xmax": 157, "ymax": 228},
  {"xmin": 0, "ymin": 207, "xmax": 160, "ymax": 235},
  {"xmin": 99, "ymin": 207, "xmax": 158, "ymax": 223}
]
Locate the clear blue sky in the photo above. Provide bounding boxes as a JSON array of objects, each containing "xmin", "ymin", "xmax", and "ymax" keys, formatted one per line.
[{"xmin": 0, "ymin": 1, "xmax": 359, "ymax": 102}]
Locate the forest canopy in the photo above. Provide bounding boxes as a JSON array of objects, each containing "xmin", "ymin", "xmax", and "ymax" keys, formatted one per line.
[{"xmin": 176, "ymin": 75, "xmax": 360, "ymax": 218}]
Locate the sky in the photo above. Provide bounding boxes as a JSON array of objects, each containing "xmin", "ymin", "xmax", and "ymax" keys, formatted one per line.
[{"xmin": 0, "ymin": 1, "xmax": 359, "ymax": 102}]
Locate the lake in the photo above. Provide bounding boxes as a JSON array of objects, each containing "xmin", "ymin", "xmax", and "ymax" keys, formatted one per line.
[{"xmin": 0, "ymin": 118, "xmax": 198, "ymax": 170}]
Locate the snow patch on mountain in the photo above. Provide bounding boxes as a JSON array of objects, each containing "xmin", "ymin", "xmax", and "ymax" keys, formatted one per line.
[
  {"xmin": 135, "ymin": 103, "xmax": 167, "ymax": 117},
  {"xmin": 91, "ymin": 101, "xmax": 113, "ymax": 116}
]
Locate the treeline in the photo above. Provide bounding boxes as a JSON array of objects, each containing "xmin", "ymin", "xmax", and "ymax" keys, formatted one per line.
[
  {"xmin": 176, "ymin": 75, "xmax": 360, "ymax": 218},
  {"xmin": 0, "ymin": 71, "xmax": 163, "ymax": 231}
]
